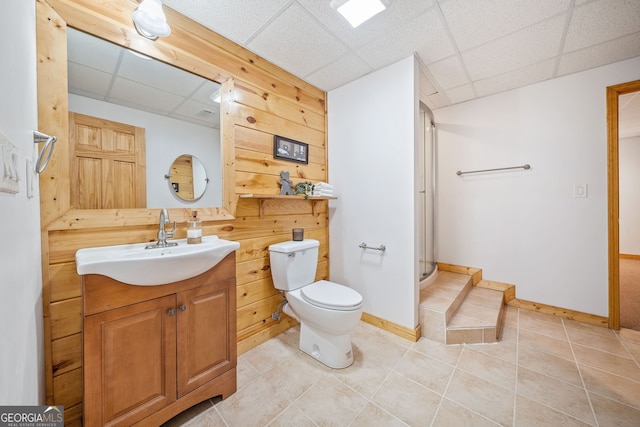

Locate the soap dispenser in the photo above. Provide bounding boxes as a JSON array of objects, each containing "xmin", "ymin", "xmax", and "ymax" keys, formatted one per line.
[{"xmin": 187, "ymin": 210, "xmax": 202, "ymax": 244}]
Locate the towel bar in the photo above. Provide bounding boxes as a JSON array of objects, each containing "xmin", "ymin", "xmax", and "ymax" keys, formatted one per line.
[
  {"xmin": 359, "ymin": 242, "xmax": 386, "ymax": 252},
  {"xmin": 456, "ymin": 164, "xmax": 530, "ymax": 176}
]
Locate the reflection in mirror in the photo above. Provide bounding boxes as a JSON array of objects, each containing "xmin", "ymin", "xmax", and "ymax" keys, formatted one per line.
[
  {"xmin": 167, "ymin": 155, "xmax": 208, "ymax": 202},
  {"xmin": 66, "ymin": 28, "xmax": 222, "ymax": 209}
]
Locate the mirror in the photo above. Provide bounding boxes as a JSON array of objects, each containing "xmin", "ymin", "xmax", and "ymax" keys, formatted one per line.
[
  {"xmin": 167, "ymin": 155, "xmax": 208, "ymax": 201},
  {"xmin": 66, "ymin": 28, "xmax": 222, "ymax": 209},
  {"xmin": 36, "ymin": 0, "xmax": 237, "ymax": 226}
]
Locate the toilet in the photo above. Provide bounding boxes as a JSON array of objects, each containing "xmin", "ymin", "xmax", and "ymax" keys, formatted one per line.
[{"xmin": 269, "ymin": 239, "xmax": 363, "ymax": 368}]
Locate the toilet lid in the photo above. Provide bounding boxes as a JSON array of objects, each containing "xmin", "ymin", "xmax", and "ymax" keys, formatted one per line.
[{"xmin": 301, "ymin": 280, "xmax": 363, "ymax": 311}]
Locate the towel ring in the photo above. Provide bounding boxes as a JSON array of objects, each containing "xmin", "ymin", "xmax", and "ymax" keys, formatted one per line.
[{"xmin": 33, "ymin": 130, "xmax": 57, "ymax": 174}]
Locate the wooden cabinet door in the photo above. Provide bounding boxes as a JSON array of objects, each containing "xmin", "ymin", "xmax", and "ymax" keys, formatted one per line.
[
  {"xmin": 69, "ymin": 112, "xmax": 146, "ymax": 209},
  {"xmin": 176, "ymin": 279, "xmax": 236, "ymax": 397},
  {"xmin": 84, "ymin": 295, "xmax": 176, "ymax": 427}
]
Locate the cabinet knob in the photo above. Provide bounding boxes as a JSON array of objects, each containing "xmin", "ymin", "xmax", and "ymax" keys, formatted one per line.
[
  {"xmin": 179, "ymin": 304, "xmax": 187, "ymax": 312},
  {"xmin": 168, "ymin": 308, "xmax": 176, "ymax": 316}
]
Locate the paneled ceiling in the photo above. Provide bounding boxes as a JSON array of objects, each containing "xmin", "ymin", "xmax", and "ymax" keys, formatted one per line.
[
  {"xmin": 164, "ymin": 0, "xmax": 640, "ymax": 111},
  {"xmin": 67, "ymin": 0, "xmax": 640, "ymax": 135},
  {"xmin": 67, "ymin": 28, "xmax": 222, "ymax": 129}
]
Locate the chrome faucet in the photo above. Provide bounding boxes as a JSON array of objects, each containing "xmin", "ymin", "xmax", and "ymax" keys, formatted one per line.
[{"xmin": 146, "ymin": 209, "xmax": 177, "ymax": 249}]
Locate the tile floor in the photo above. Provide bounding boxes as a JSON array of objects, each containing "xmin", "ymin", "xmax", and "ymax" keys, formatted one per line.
[{"xmin": 165, "ymin": 307, "xmax": 640, "ymax": 426}]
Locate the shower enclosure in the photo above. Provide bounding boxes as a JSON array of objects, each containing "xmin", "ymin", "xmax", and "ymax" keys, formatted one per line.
[{"xmin": 418, "ymin": 103, "xmax": 436, "ymax": 281}]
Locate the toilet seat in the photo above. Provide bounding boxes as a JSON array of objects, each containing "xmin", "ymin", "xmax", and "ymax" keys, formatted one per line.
[{"xmin": 301, "ymin": 280, "xmax": 362, "ymax": 311}]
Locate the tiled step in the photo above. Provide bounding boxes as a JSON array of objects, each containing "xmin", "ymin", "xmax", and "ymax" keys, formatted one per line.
[
  {"xmin": 419, "ymin": 271, "xmax": 505, "ymax": 345},
  {"xmin": 446, "ymin": 286, "xmax": 505, "ymax": 344}
]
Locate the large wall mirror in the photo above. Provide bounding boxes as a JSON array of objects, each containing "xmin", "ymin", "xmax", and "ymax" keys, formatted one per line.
[
  {"xmin": 36, "ymin": 0, "xmax": 236, "ymax": 227},
  {"xmin": 67, "ymin": 28, "xmax": 222, "ymax": 209}
]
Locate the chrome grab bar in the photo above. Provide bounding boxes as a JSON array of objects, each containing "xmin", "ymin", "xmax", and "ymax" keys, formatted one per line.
[
  {"xmin": 359, "ymin": 242, "xmax": 386, "ymax": 252},
  {"xmin": 456, "ymin": 164, "xmax": 530, "ymax": 176}
]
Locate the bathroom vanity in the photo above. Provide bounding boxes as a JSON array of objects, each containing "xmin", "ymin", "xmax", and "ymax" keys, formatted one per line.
[{"xmin": 81, "ymin": 253, "xmax": 237, "ymax": 426}]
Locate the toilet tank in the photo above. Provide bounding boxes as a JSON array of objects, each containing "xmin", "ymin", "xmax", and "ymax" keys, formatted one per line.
[{"xmin": 268, "ymin": 239, "xmax": 319, "ymax": 291}]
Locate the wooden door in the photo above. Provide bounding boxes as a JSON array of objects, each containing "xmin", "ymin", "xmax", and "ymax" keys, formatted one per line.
[
  {"xmin": 176, "ymin": 280, "xmax": 236, "ymax": 397},
  {"xmin": 84, "ymin": 295, "xmax": 177, "ymax": 427},
  {"xmin": 69, "ymin": 112, "xmax": 146, "ymax": 209},
  {"xmin": 169, "ymin": 155, "xmax": 195, "ymax": 199}
]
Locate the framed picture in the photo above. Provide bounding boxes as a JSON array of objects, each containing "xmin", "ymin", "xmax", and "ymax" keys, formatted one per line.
[{"xmin": 274, "ymin": 135, "xmax": 309, "ymax": 164}]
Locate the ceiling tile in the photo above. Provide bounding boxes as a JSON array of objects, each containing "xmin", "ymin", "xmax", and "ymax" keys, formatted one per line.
[
  {"xmin": 305, "ymin": 54, "xmax": 373, "ymax": 91},
  {"xmin": 557, "ymin": 31, "xmax": 640, "ymax": 76},
  {"xmin": 357, "ymin": 9, "xmax": 455, "ymax": 70},
  {"xmin": 462, "ymin": 14, "xmax": 566, "ymax": 81},
  {"xmin": 68, "ymin": 62, "xmax": 112, "ymax": 99},
  {"xmin": 439, "ymin": 0, "xmax": 572, "ymax": 51},
  {"xmin": 427, "ymin": 55, "xmax": 468, "ymax": 90},
  {"xmin": 427, "ymin": 92, "xmax": 451, "ymax": 109},
  {"xmin": 190, "ymin": 80, "xmax": 222, "ymax": 105},
  {"xmin": 118, "ymin": 53, "xmax": 204, "ymax": 97},
  {"xmin": 445, "ymin": 84, "xmax": 475, "ymax": 104},
  {"xmin": 297, "ymin": 0, "xmax": 436, "ymax": 49},
  {"xmin": 172, "ymin": 99, "xmax": 221, "ymax": 129},
  {"xmin": 247, "ymin": 3, "xmax": 348, "ymax": 78},
  {"xmin": 413, "ymin": 8, "xmax": 458, "ymax": 64},
  {"xmin": 109, "ymin": 78, "xmax": 184, "ymax": 114},
  {"xmin": 473, "ymin": 59, "xmax": 556, "ymax": 98},
  {"xmin": 164, "ymin": 0, "xmax": 289, "ymax": 45},
  {"xmin": 563, "ymin": 0, "xmax": 640, "ymax": 52},
  {"xmin": 67, "ymin": 28, "xmax": 120, "ymax": 73}
]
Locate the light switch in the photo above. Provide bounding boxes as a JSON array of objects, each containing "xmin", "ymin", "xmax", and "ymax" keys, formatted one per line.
[{"xmin": 573, "ymin": 184, "xmax": 588, "ymax": 198}]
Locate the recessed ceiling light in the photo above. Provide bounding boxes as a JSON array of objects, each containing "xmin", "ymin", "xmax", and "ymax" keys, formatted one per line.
[{"xmin": 330, "ymin": 0, "xmax": 387, "ymax": 28}]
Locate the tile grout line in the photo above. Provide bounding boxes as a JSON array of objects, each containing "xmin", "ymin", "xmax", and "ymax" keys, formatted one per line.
[
  {"xmin": 428, "ymin": 338, "xmax": 464, "ymax": 427},
  {"xmin": 345, "ymin": 338, "xmax": 412, "ymax": 426},
  {"xmin": 562, "ymin": 317, "xmax": 599, "ymax": 427},
  {"xmin": 616, "ymin": 329, "xmax": 640, "ymax": 370}
]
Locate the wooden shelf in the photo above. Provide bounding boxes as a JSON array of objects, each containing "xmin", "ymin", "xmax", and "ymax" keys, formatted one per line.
[{"xmin": 239, "ymin": 194, "xmax": 336, "ymax": 218}]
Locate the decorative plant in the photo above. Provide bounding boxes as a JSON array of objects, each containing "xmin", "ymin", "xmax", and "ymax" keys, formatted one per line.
[{"xmin": 294, "ymin": 181, "xmax": 314, "ymax": 199}]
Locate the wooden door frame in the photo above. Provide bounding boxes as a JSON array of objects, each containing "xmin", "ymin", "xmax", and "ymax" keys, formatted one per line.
[{"xmin": 607, "ymin": 79, "xmax": 640, "ymax": 329}]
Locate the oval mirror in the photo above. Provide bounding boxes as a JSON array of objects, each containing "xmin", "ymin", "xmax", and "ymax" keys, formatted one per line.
[{"xmin": 167, "ymin": 154, "xmax": 209, "ymax": 202}]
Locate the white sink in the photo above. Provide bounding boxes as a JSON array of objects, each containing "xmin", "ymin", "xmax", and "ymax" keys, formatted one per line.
[{"xmin": 75, "ymin": 236, "xmax": 240, "ymax": 286}]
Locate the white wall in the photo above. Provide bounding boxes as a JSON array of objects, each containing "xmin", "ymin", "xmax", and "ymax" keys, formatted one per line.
[
  {"xmin": 328, "ymin": 56, "xmax": 419, "ymax": 330},
  {"xmin": 69, "ymin": 94, "xmax": 222, "ymax": 208},
  {"xmin": 0, "ymin": 0, "xmax": 45, "ymax": 404},
  {"xmin": 435, "ymin": 56, "xmax": 640, "ymax": 317},
  {"xmin": 620, "ymin": 136, "xmax": 640, "ymax": 255}
]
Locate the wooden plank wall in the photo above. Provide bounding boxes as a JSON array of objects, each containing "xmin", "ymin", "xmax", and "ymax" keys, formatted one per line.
[{"xmin": 37, "ymin": 1, "xmax": 329, "ymax": 424}]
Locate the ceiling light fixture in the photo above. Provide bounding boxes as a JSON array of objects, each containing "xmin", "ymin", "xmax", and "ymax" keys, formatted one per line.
[
  {"xmin": 132, "ymin": 0, "xmax": 171, "ymax": 40},
  {"xmin": 330, "ymin": 0, "xmax": 387, "ymax": 28}
]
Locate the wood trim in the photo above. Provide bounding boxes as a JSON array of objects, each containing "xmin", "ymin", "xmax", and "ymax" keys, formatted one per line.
[
  {"xmin": 620, "ymin": 254, "xmax": 640, "ymax": 260},
  {"xmin": 37, "ymin": 0, "xmax": 329, "ymax": 415},
  {"xmin": 607, "ymin": 79, "xmax": 640, "ymax": 330},
  {"xmin": 508, "ymin": 298, "xmax": 609, "ymax": 328},
  {"xmin": 37, "ymin": 0, "xmax": 238, "ymax": 226},
  {"xmin": 436, "ymin": 262, "xmax": 608, "ymax": 328},
  {"xmin": 237, "ymin": 316, "xmax": 298, "ymax": 355},
  {"xmin": 477, "ymin": 280, "xmax": 515, "ymax": 302},
  {"xmin": 239, "ymin": 194, "xmax": 337, "ymax": 219},
  {"xmin": 437, "ymin": 262, "xmax": 482, "ymax": 285},
  {"xmin": 360, "ymin": 312, "xmax": 421, "ymax": 342}
]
